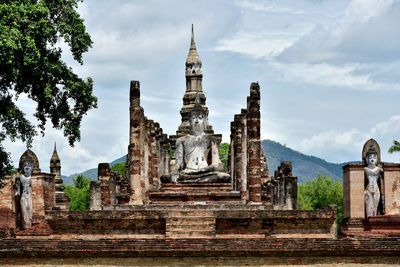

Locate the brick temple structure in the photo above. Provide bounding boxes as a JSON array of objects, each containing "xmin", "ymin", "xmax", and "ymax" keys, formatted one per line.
[{"xmin": 1, "ymin": 26, "xmax": 399, "ymax": 259}]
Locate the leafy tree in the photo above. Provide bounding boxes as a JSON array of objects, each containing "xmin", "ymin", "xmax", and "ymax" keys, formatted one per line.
[
  {"xmin": 111, "ymin": 162, "xmax": 126, "ymax": 176},
  {"xmin": 389, "ymin": 140, "xmax": 400, "ymax": 154},
  {"xmin": 65, "ymin": 174, "xmax": 91, "ymax": 210},
  {"xmin": 64, "ymin": 184, "xmax": 90, "ymax": 210},
  {"xmin": 0, "ymin": 0, "xmax": 97, "ymax": 187},
  {"xmin": 72, "ymin": 174, "xmax": 90, "ymax": 189},
  {"xmin": 298, "ymin": 174, "xmax": 343, "ymax": 222},
  {"xmin": 219, "ymin": 142, "xmax": 229, "ymax": 170}
]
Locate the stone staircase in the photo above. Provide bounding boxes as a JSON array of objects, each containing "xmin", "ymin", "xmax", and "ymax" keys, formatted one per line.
[
  {"xmin": 166, "ymin": 209, "xmax": 216, "ymax": 238},
  {"xmin": 149, "ymin": 183, "xmax": 241, "ymax": 204}
]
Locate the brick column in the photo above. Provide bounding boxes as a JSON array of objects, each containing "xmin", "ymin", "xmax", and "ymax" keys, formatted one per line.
[
  {"xmin": 128, "ymin": 81, "xmax": 145, "ymax": 204},
  {"xmin": 234, "ymin": 114, "xmax": 242, "ymax": 193},
  {"xmin": 98, "ymin": 163, "xmax": 111, "ymax": 207},
  {"xmin": 343, "ymin": 163, "xmax": 364, "ymax": 219},
  {"xmin": 247, "ymin": 82, "xmax": 261, "ymax": 203},
  {"xmin": 383, "ymin": 163, "xmax": 400, "ymax": 215}
]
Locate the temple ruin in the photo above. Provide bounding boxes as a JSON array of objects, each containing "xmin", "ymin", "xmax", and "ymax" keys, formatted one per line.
[{"xmin": 0, "ymin": 26, "xmax": 399, "ymax": 258}]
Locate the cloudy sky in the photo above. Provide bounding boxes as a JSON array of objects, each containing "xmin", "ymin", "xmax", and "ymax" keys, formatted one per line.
[{"xmin": 5, "ymin": 0, "xmax": 400, "ymax": 176}]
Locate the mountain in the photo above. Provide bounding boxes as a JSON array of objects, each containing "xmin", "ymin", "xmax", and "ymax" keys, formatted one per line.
[
  {"xmin": 261, "ymin": 140, "xmax": 345, "ymax": 184},
  {"xmin": 64, "ymin": 155, "xmax": 126, "ymax": 185},
  {"xmin": 64, "ymin": 140, "xmax": 346, "ymax": 185}
]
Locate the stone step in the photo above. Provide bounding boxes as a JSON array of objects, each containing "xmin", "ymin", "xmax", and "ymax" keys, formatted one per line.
[
  {"xmin": 160, "ymin": 183, "xmax": 231, "ymax": 189},
  {"xmin": 166, "ymin": 229, "xmax": 216, "ymax": 238},
  {"xmin": 167, "ymin": 221, "xmax": 215, "ymax": 226},
  {"xmin": 166, "ymin": 210, "xmax": 214, "ymax": 217},
  {"xmin": 157, "ymin": 189, "xmax": 233, "ymax": 193}
]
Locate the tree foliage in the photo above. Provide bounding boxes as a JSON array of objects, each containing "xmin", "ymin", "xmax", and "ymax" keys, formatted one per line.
[
  {"xmin": 111, "ymin": 162, "xmax": 126, "ymax": 176},
  {"xmin": 297, "ymin": 174, "xmax": 343, "ymax": 222},
  {"xmin": 219, "ymin": 142, "xmax": 229, "ymax": 170},
  {"xmin": 0, "ymin": 0, "xmax": 97, "ymax": 186},
  {"xmin": 389, "ymin": 140, "xmax": 400, "ymax": 154},
  {"xmin": 64, "ymin": 184, "xmax": 90, "ymax": 210},
  {"xmin": 72, "ymin": 174, "xmax": 90, "ymax": 189},
  {"xmin": 65, "ymin": 174, "xmax": 91, "ymax": 210}
]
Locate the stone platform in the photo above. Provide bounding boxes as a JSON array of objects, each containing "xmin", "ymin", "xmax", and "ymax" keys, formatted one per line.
[
  {"xmin": 1, "ymin": 236, "xmax": 400, "ymax": 257},
  {"xmin": 39, "ymin": 205, "xmax": 337, "ymax": 239},
  {"xmin": 341, "ymin": 215, "xmax": 400, "ymax": 236},
  {"xmin": 149, "ymin": 183, "xmax": 241, "ymax": 204}
]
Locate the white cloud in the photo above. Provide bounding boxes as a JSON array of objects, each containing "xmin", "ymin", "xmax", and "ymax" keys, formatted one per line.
[
  {"xmin": 216, "ymin": 32, "xmax": 294, "ymax": 59},
  {"xmin": 237, "ymin": 0, "xmax": 304, "ymax": 14},
  {"xmin": 296, "ymin": 115, "xmax": 400, "ymax": 163},
  {"xmin": 270, "ymin": 62, "xmax": 400, "ymax": 91}
]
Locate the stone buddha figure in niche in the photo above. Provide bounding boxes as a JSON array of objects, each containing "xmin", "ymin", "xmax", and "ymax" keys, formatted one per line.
[
  {"xmin": 364, "ymin": 140, "xmax": 384, "ymax": 217},
  {"xmin": 170, "ymin": 93, "xmax": 231, "ymax": 183},
  {"xmin": 14, "ymin": 153, "xmax": 34, "ymax": 229}
]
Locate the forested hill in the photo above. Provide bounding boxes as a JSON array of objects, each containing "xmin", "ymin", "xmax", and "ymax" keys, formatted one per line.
[
  {"xmin": 64, "ymin": 140, "xmax": 345, "ymax": 185},
  {"xmin": 261, "ymin": 140, "xmax": 345, "ymax": 184}
]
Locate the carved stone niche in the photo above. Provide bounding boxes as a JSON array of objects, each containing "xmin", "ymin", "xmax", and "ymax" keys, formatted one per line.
[{"xmin": 342, "ymin": 138, "xmax": 400, "ymax": 234}]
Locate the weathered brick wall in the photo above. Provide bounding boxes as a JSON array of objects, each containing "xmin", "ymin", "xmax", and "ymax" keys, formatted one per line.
[
  {"xmin": 31, "ymin": 174, "xmax": 55, "ymax": 224},
  {"xmin": 0, "ymin": 177, "xmax": 16, "ymax": 229},
  {"xmin": 125, "ymin": 81, "xmax": 169, "ymax": 205},
  {"xmin": 41, "ymin": 174, "xmax": 56, "ymax": 211},
  {"xmin": 46, "ymin": 210, "xmax": 165, "ymax": 235},
  {"xmin": 383, "ymin": 163, "xmax": 400, "ymax": 215}
]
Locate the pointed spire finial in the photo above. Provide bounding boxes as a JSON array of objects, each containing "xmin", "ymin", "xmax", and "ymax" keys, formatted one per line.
[
  {"xmin": 51, "ymin": 141, "xmax": 60, "ymax": 161},
  {"xmin": 186, "ymin": 24, "xmax": 202, "ymax": 65},
  {"xmin": 190, "ymin": 23, "xmax": 196, "ymax": 50}
]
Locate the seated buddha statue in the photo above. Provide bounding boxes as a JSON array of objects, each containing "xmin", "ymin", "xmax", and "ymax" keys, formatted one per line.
[{"xmin": 170, "ymin": 93, "xmax": 231, "ymax": 183}]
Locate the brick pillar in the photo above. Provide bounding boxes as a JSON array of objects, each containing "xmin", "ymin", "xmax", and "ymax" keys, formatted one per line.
[
  {"xmin": 240, "ymin": 110, "xmax": 248, "ymax": 201},
  {"xmin": 234, "ymin": 114, "xmax": 242, "ymax": 193},
  {"xmin": 128, "ymin": 81, "xmax": 146, "ymax": 205},
  {"xmin": 98, "ymin": 163, "xmax": 111, "ymax": 207},
  {"xmin": 229, "ymin": 122, "xmax": 235, "ymax": 191},
  {"xmin": 343, "ymin": 163, "xmax": 364, "ymax": 219},
  {"xmin": 383, "ymin": 163, "xmax": 400, "ymax": 215},
  {"xmin": 90, "ymin": 180, "xmax": 101, "ymax": 210},
  {"xmin": 246, "ymin": 82, "xmax": 262, "ymax": 203}
]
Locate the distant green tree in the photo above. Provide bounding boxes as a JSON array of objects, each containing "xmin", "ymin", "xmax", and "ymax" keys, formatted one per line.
[
  {"xmin": 111, "ymin": 162, "xmax": 126, "ymax": 176},
  {"xmin": 389, "ymin": 140, "xmax": 400, "ymax": 154},
  {"xmin": 73, "ymin": 174, "xmax": 90, "ymax": 189},
  {"xmin": 64, "ymin": 174, "xmax": 91, "ymax": 210},
  {"xmin": 64, "ymin": 184, "xmax": 90, "ymax": 210},
  {"xmin": 297, "ymin": 174, "xmax": 343, "ymax": 222},
  {"xmin": 219, "ymin": 143, "xmax": 229, "ymax": 170}
]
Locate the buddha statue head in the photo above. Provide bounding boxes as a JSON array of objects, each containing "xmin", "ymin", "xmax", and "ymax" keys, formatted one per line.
[
  {"xmin": 22, "ymin": 152, "xmax": 34, "ymax": 177},
  {"xmin": 190, "ymin": 91, "xmax": 207, "ymax": 136},
  {"xmin": 366, "ymin": 143, "xmax": 378, "ymax": 168}
]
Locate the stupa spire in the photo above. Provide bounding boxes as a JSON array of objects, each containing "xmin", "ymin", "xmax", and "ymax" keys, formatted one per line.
[
  {"xmin": 190, "ymin": 24, "xmax": 196, "ymax": 50},
  {"xmin": 51, "ymin": 142, "xmax": 59, "ymax": 161},
  {"xmin": 186, "ymin": 24, "xmax": 202, "ymax": 66}
]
